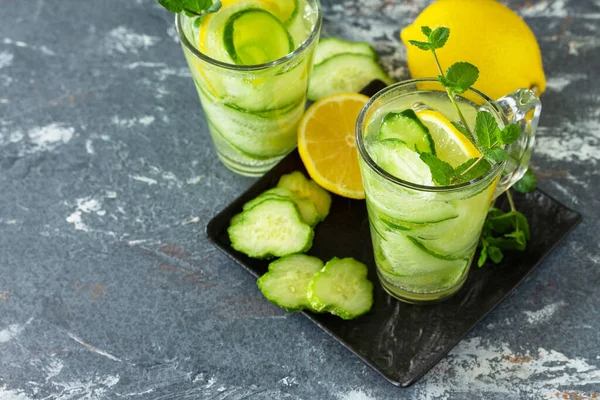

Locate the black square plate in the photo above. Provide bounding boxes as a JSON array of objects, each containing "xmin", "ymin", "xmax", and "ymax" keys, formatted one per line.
[{"xmin": 206, "ymin": 82, "xmax": 582, "ymax": 387}]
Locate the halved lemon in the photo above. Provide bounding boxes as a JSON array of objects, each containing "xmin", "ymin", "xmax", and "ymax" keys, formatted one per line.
[
  {"xmin": 417, "ymin": 110, "xmax": 481, "ymax": 167},
  {"xmin": 298, "ymin": 93, "xmax": 370, "ymax": 199}
]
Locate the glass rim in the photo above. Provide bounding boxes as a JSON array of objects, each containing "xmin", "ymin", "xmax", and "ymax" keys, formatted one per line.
[
  {"xmin": 175, "ymin": 1, "xmax": 322, "ymax": 71},
  {"xmin": 355, "ymin": 78, "xmax": 504, "ymax": 193}
]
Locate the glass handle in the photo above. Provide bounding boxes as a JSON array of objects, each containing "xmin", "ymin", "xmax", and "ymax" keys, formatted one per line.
[{"xmin": 492, "ymin": 89, "xmax": 542, "ymax": 198}]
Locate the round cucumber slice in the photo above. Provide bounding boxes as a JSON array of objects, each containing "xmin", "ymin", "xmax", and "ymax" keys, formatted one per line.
[
  {"xmin": 224, "ymin": 9, "xmax": 294, "ymax": 65},
  {"xmin": 258, "ymin": 254, "xmax": 323, "ymax": 312},
  {"xmin": 378, "ymin": 110, "xmax": 436, "ymax": 154}
]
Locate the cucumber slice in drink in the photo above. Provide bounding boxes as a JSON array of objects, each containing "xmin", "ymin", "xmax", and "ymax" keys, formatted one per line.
[
  {"xmin": 228, "ymin": 199, "xmax": 314, "ymax": 259},
  {"xmin": 243, "ymin": 187, "xmax": 320, "ymax": 227},
  {"xmin": 369, "ymin": 139, "xmax": 434, "ymax": 186},
  {"xmin": 307, "ymin": 258, "xmax": 374, "ymax": 320},
  {"xmin": 307, "ymin": 54, "xmax": 394, "ymax": 101},
  {"xmin": 199, "ymin": 88, "xmax": 302, "ymax": 158},
  {"xmin": 313, "ymin": 37, "xmax": 378, "ymax": 65},
  {"xmin": 375, "ymin": 230, "xmax": 468, "ymax": 278},
  {"xmin": 410, "ymin": 190, "xmax": 492, "ymax": 257},
  {"xmin": 224, "ymin": 9, "xmax": 294, "ymax": 65},
  {"xmin": 378, "ymin": 110, "xmax": 436, "ymax": 154},
  {"xmin": 257, "ymin": 254, "xmax": 323, "ymax": 312},
  {"xmin": 277, "ymin": 171, "xmax": 332, "ymax": 221}
]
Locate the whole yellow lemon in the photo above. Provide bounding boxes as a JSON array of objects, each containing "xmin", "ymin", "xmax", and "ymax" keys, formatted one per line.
[{"xmin": 400, "ymin": 0, "xmax": 546, "ymax": 100}]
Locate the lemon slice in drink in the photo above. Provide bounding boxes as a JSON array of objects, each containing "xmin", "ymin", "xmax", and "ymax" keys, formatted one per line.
[{"xmin": 417, "ymin": 110, "xmax": 481, "ymax": 167}]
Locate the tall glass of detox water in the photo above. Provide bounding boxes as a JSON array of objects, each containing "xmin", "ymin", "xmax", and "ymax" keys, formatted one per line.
[
  {"xmin": 176, "ymin": 0, "xmax": 322, "ymax": 177},
  {"xmin": 356, "ymin": 79, "xmax": 541, "ymax": 304}
]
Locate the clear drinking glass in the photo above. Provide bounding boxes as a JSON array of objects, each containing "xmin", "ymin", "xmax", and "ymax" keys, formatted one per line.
[
  {"xmin": 176, "ymin": 1, "xmax": 322, "ymax": 177},
  {"xmin": 356, "ymin": 79, "xmax": 541, "ymax": 304}
]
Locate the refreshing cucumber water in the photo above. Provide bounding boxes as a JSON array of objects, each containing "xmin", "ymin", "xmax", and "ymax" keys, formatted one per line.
[
  {"xmin": 178, "ymin": 0, "xmax": 320, "ymax": 176},
  {"xmin": 360, "ymin": 91, "xmax": 500, "ymax": 303}
]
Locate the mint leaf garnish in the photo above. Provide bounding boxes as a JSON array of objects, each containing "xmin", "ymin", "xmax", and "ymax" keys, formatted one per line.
[
  {"xmin": 513, "ymin": 168, "xmax": 537, "ymax": 193},
  {"xmin": 157, "ymin": 0, "xmax": 221, "ymax": 17},
  {"xmin": 500, "ymin": 124, "xmax": 521, "ymax": 145},
  {"xmin": 428, "ymin": 27, "xmax": 450, "ymax": 49},
  {"xmin": 442, "ymin": 62, "xmax": 479, "ymax": 94},
  {"xmin": 408, "ymin": 40, "xmax": 432, "ymax": 51},
  {"xmin": 407, "ymin": 24, "xmax": 533, "ymax": 268},
  {"xmin": 420, "ymin": 152, "xmax": 454, "ymax": 186},
  {"xmin": 453, "ymin": 157, "xmax": 491, "ymax": 184},
  {"xmin": 158, "ymin": 0, "xmax": 185, "ymax": 12},
  {"xmin": 475, "ymin": 112, "xmax": 498, "ymax": 148},
  {"xmin": 483, "ymin": 147, "xmax": 509, "ymax": 163},
  {"xmin": 488, "ymin": 246, "xmax": 504, "ymax": 263}
]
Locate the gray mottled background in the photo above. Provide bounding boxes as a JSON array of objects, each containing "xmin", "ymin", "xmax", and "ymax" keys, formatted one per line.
[{"xmin": 0, "ymin": 0, "xmax": 599, "ymax": 399}]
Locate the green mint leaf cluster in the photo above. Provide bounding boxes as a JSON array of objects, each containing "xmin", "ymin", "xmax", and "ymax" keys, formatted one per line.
[
  {"xmin": 478, "ymin": 205, "xmax": 531, "ymax": 267},
  {"xmin": 512, "ymin": 168, "xmax": 537, "ymax": 193},
  {"xmin": 409, "ymin": 25, "xmax": 523, "ymax": 183},
  {"xmin": 420, "ymin": 154, "xmax": 492, "ymax": 186},
  {"xmin": 157, "ymin": 0, "xmax": 221, "ymax": 16},
  {"xmin": 407, "ymin": 24, "xmax": 536, "ymax": 267},
  {"xmin": 409, "ymin": 26, "xmax": 450, "ymax": 51},
  {"xmin": 440, "ymin": 62, "xmax": 479, "ymax": 94}
]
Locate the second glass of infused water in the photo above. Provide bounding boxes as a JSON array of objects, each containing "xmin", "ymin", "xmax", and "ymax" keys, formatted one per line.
[{"xmin": 177, "ymin": 0, "xmax": 322, "ymax": 177}]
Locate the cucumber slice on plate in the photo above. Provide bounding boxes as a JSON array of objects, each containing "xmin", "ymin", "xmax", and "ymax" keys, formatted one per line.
[
  {"xmin": 257, "ymin": 254, "xmax": 323, "ymax": 312},
  {"xmin": 307, "ymin": 53, "xmax": 394, "ymax": 101},
  {"xmin": 378, "ymin": 110, "xmax": 436, "ymax": 154},
  {"xmin": 307, "ymin": 258, "xmax": 374, "ymax": 320},
  {"xmin": 277, "ymin": 171, "xmax": 332, "ymax": 221},
  {"xmin": 314, "ymin": 37, "xmax": 378, "ymax": 65},
  {"xmin": 228, "ymin": 199, "xmax": 314, "ymax": 259},
  {"xmin": 224, "ymin": 9, "xmax": 294, "ymax": 65},
  {"xmin": 243, "ymin": 187, "xmax": 320, "ymax": 227}
]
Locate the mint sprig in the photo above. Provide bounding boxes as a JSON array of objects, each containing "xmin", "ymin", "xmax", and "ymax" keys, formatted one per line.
[
  {"xmin": 157, "ymin": 0, "xmax": 221, "ymax": 22},
  {"xmin": 409, "ymin": 26, "xmax": 522, "ymax": 184},
  {"xmin": 513, "ymin": 168, "xmax": 537, "ymax": 193},
  {"xmin": 478, "ymin": 193, "xmax": 531, "ymax": 267},
  {"xmin": 408, "ymin": 25, "xmax": 537, "ymax": 266}
]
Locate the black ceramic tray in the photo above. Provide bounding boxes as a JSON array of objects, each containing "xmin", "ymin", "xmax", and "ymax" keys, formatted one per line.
[{"xmin": 206, "ymin": 84, "xmax": 582, "ymax": 387}]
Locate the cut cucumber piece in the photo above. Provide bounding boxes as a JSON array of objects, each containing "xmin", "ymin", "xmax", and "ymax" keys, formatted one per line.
[
  {"xmin": 223, "ymin": 9, "xmax": 294, "ymax": 65},
  {"xmin": 313, "ymin": 37, "xmax": 378, "ymax": 65},
  {"xmin": 243, "ymin": 187, "xmax": 320, "ymax": 227},
  {"xmin": 307, "ymin": 258, "xmax": 374, "ymax": 320},
  {"xmin": 228, "ymin": 199, "xmax": 313, "ymax": 259},
  {"xmin": 410, "ymin": 189, "xmax": 492, "ymax": 257},
  {"xmin": 257, "ymin": 254, "xmax": 323, "ymax": 312},
  {"xmin": 198, "ymin": 87, "xmax": 303, "ymax": 158},
  {"xmin": 369, "ymin": 139, "xmax": 434, "ymax": 186},
  {"xmin": 277, "ymin": 172, "xmax": 332, "ymax": 221},
  {"xmin": 375, "ymin": 230, "xmax": 468, "ymax": 278},
  {"xmin": 365, "ymin": 192, "xmax": 458, "ymax": 225},
  {"xmin": 230, "ymin": 213, "xmax": 243, "ymax": 226},
  {"xmin": 307, "ymin": 54, "xmax": 394, "ymax": 101},
  {"xmin": 378, "ymin": 110, "xmax": 436, "ymax": 154}
]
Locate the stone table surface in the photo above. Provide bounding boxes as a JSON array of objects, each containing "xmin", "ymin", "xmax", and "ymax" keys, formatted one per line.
[{"xmin": 0, "ymin": 0, "xmax": 599, "ymax": 399}]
